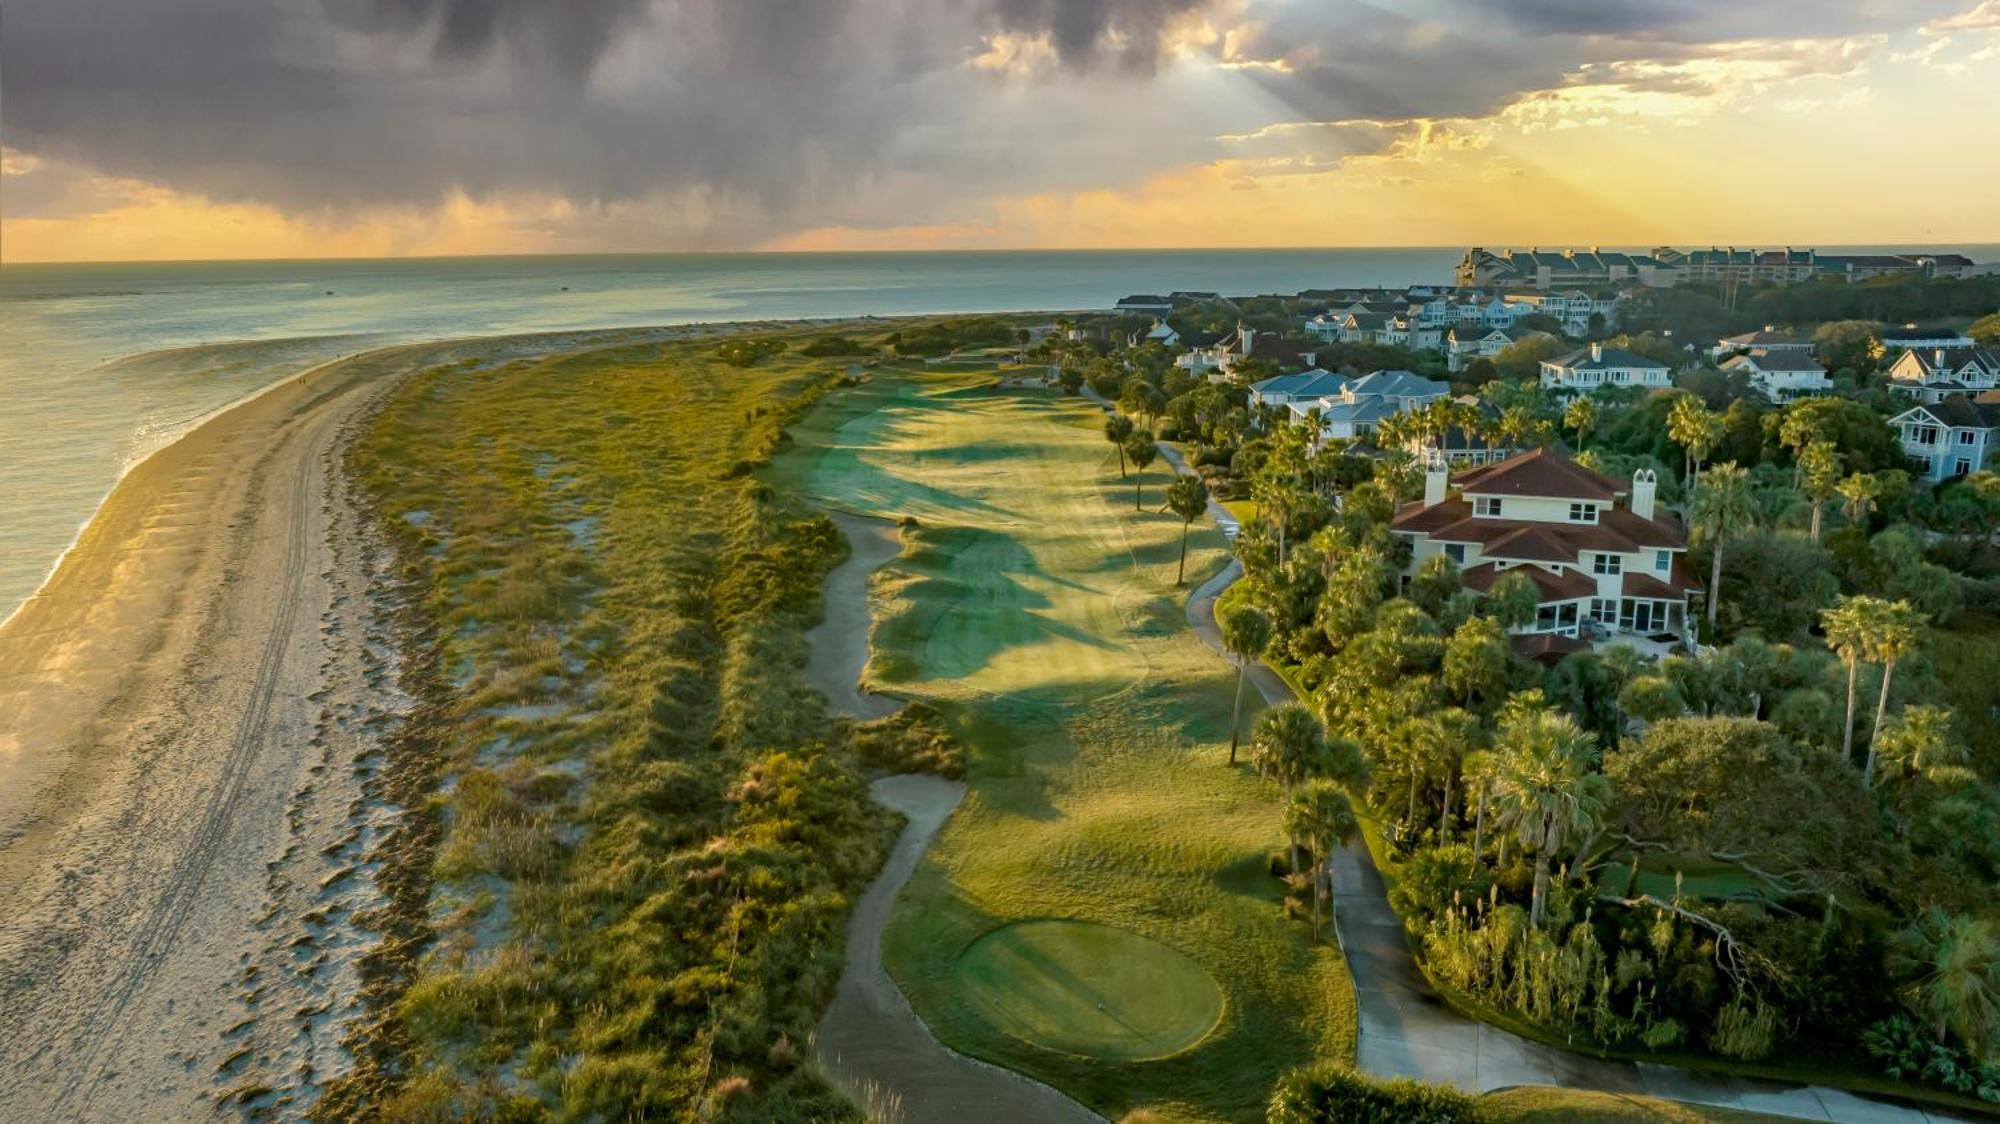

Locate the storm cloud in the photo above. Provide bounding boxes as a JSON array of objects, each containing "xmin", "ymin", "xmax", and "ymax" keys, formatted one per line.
[{"xmin": 0, "ymin": 0, "xmax": 1978, "ymax": 243}]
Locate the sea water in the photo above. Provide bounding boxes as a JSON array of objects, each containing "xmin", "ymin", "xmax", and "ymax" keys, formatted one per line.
[{"xmin": 0, "ymin": 246, "xmax": 1991, "ymax": 621}]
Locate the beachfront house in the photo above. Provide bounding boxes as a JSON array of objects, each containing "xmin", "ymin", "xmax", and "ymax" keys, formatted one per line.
[
  {"xmin": 1391, "ymin": 448, "xmax": 1699, "ymax": 656},
  {"xmin": 1885, "ymin": 347, "xmax": 2000, "ymax": 403},
  {"xmin": 1709, "ymin": 326, "xmax": 1812, "ymax": 361},
  {"xmin": 1720, "ymin": 349, "xmax": 1833, "ymax": 402},
  {"xmin": 1888, "ymin": 396, "xmax": 2000, "ymax": 482},
  {"xmin": 1539, "ymin": 342, "xmax": 1672, "ymax": 394}
]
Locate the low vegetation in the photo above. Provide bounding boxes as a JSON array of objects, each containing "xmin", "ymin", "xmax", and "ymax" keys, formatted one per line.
[{"xmin": 318, "ymin": 334, "xmax": 911, "ymax": 1120}]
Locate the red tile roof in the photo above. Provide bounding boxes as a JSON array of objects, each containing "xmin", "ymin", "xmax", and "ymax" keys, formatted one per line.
[
  {"xmin": 1621, "ymin": 557, "xmax": 1705, "ymax": 598},
  {"xmin": 1391, "ymin": 499, "xmax": 1688, "ymax": 552},
  {"xmin": 1454, "ymin": 447, "xmax": 1621, "ymax": 502},
  {"xmin": 1460, "ymin": 562, "xmax": 1598, "ymax": 603}
]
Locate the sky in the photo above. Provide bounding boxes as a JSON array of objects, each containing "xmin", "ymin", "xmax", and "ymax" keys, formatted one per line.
[{"xmin": 2, "ymin": 0, "xmax": 1998, "ymax": 262}]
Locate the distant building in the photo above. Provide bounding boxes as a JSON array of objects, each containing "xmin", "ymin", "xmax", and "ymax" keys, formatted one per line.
[
  {"xmin": 1446, "ymin": 325, "xmax": 1554, "ymax": 372},
  {"xmin": 1456, "ymin": 248, "xmax": 1676, "ymax": 289},
  {"xmin": 1539, "ymin": 342, "xmax": 1673, "ymax": 394},
  {"xmin": 1248, "ymin": 369, "xmax": 1348, "ymax": 411},
  {"xmin": 1886, "ymin": 347, "xmax": 2000, "ymax": 402},
  {"xmin": 1392, "ymin": 449, "xmax": 1699, "ymax": 645},
  {"xmin": 1129, "ymin": 319, "xmax": 1180, "ymax": 348},
  {"xmin": 1720, "ymin": 349, "xmax": 1833, "ymax": 402},
  {"xmin": 1710, "ymin": 326, "xmax": 1811, "ymax": 361},
  {"xmin": 1879, "ymin": 326, "xmax": 1978, "ymax": 353},
  {"xmin": 1115, "ymin": 294, "xmax": 1176, "ymax": 314},
  {"xmin": 1888, "ymin": 396, "xmax": 2000, "ymax": 481}
]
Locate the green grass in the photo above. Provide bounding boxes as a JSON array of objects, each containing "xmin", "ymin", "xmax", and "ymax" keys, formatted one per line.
[
  {"xmin": 955, "ymin": 920, "xmax": 1224, "ymax": 1061},
  {"xmin": 1476, "ymin": 1086, "xmax": 1785, "ymax": 1122},
  {"xmin": 765, "ymin": 369, "xmax": 1355, "ymax": 1122}
]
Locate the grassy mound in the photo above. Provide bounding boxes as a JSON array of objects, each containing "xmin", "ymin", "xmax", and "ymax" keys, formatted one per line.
[{"xmin": 956, "ymin": 920, "xmax": 1224, "ymax": 1061}]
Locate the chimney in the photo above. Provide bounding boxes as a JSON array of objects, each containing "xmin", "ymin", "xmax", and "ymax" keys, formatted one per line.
[
  {"xmin": 1935, "ymin": 349, "xmax": 1946, "ymax": 367},
  {"xmin": 1239, "ymin": 321, "xmax": 1255, "ymax": 358},
  {"xmin": 1423, "ymin": 452, "xmax": 1450, "ymax": 509},
  {"xmin": 1631, "ymin": 468, "xmax": 1657, "ymax": 521},
  {"xmin": 1590, "ymin": 341, "xmax": 1604, "ymax": 362}
]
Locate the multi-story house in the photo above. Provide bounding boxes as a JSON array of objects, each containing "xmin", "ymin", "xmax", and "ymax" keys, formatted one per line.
[
  {"xmin": 1539, "ymin": 342, "xmax": 1672, "ymax": 394},
  {"xmin": 1248, "ymin": 369, "xmax": 1348, "ymax": 411},
  {"xmin": 1888, "ymin": 395, "xmax": 2000, "ymax": 482},
  {"xmin": 1720, "ymin": 349, "xmax": 1833, "ymax": 402},
  {"xmin": 1392, "ymin": 448, "xmax": 1699, "ymax": 651},
  {"xmin": 1886, "ymin": 347, "xmax": 2000, "ymax": 403},
  {"xmin": 1286, "ymin": 370, "xmax": 1449, "ymax": 443},
  {"xmin": 1881, "ymin": 327, "xmax": 1978, "ymax": 354},
  {"xmin": 1499, "ymin": 289, "xmax": 1619, "ymax": 336}
]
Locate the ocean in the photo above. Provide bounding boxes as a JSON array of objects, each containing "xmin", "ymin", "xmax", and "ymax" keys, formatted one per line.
[{"xmin": 0, "ymin": 245, "xmax": 1991, "ymax": 621}]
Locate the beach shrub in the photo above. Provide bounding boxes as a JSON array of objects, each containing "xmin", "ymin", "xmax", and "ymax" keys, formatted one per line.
[
  {"xmin": 716, "ymin": 337, "xmax": 789, "ymax": 366},
  {"xmin": 851, "ymin": 703, "xmax": 966, "ymax": 777},
  {"xmin": 1267, "ymin": 1063, "xmax": 1481, "ymax": 1123},
  {"xmin": 800, "ymin": 335, "xmax": 874, "ymax": 357}
]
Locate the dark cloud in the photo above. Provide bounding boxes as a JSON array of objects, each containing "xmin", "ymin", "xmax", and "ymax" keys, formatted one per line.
[{"xmin": 0, "ymin": 0, "xmax": 1966, "ymax": 244}]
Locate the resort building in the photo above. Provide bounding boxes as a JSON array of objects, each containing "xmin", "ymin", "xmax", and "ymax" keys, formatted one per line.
[
  {"xmin": 1886, "ymin": 347, "xmax": 2000, "ymax": 402},
  {"xmin": 1720, "ymin": 349, "xmax": 1833, "ymax": 402},
  {"xmin": 1284, "ymin": 370, "xmax": 1449, "ymax": 443},
  {"xmin": 1392, "ymin": 449, "xmax": 1700, "ymax": 654},
  {"xmin": 1539, "ymin": 342, "xmax": 1673, "ymax": 394},
  {"xmin": 1455, "ymin": 248, "xmax": 1676, "ymax": 289},
  {"xmin": 1888, "ymin": 396, "xmax": 2000, "ymax": 482}
]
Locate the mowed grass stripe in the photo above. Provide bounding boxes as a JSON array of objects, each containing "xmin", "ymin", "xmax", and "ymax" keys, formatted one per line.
[{"xmin": 767, "ymin": 368, "xmax": 1357, "ymax": 1123}]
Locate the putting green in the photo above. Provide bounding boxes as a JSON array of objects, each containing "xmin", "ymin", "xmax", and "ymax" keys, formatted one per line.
[{"xmin": 956, "ymin": 920, "xmax": 1224, "ymax": 1061}]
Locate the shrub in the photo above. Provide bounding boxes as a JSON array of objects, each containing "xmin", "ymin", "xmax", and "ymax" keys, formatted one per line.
[
  {"xmin": 715, "ymin": 337, "xmax": 788, "ymax": 367},
  {"xmin": 1267, "ymin": 1063, "xmax": 1481, "ymax": 1123},
  {"xmin": 850, "ymin": 703, "xmax": 966, "ymax": 777},
  {"xmin": 1864, "ymin": 1015, "xmax": 2000, "ymax": 1103},
  {"xmin": 800, "ymin": 335, "xmax": 874, "ymax": 357}
]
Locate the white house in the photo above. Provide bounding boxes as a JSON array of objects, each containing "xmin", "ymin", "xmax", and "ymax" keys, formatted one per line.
[
  {"xmin": 1888, "ymin": 396, "xmax": 2000, "ymax": 482},
  {"xmin": 1392, "ymin": 448, "xmax": 1699, "ymax": 649},
  {"xmin": 1886, "ymin": 347, "xmax": 2000, "ymax": 402},
  {"xmin": 1720, "ymin": 349, "xmax": 1833, "ymax": 402},
  {"xmin": 1880, "ymin": 327, "xmax": 1977, "ymax": 354},
  {"xmin": 1129, "ymin": 319, "xmax": 1180, "ymax": 348},
  {"xmin": 1499, "ymin": 289, "xmax": 1618, "ymax": 336},
  {"xmin": 1288, "ymin": 369, "xmax": 1450, "ymax": 443},
  {"xmin": 1710, "ymin": 326, "xmax": 1811, "ymax": 361},
  {"xmin": 1540, "ymin": 342, "xmax": 1672, "ymax": 394}
]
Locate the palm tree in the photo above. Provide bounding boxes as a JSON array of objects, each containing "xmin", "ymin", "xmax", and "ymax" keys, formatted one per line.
[
  {"xmin": 1285, "ymin": 781, "xmax": 1360, "ymax": 943},
  {"xmin": 1124, "ymin": 430, "xmax": 1158, "ymax": 510},
  {"xmin": 1821, "ymin": 594, "xmax": 1883, "ymax": 769},
  {"xmin": 1563, "ymin": 396, "xmax": 1598, "ymax": 452},
  {"xmin": 1166, "ymin": 473, "xmax": 1208, "ymax": 585},
  {"xmin": 1799, "ymin": 439, "xmax": 1842, "ymax": 543},
  {"xmin": 1865, "ymin": 599, "xmax": 1922, "ymax": 782},
  {"xmin": 1667, "ymin": 394, "xmax": 1717, "ymax": 489},
  {"xmin": 1874, "ymin": 705, "xmax": 1968, "ymax": 785},
  {"xmin": 1104, "ymin": 413, "xmax": 1134, "ymax": 477},
  {"xmin": 1219, "ymin": 604, "xmax": 1271, "ymax": 765},
  {"xmin": 1894, "ymin": 907, "xmax": 2000, "ymax": 1056},
  {"xmin": 1490, "ymin": 708, "xmax": 1607, "ymax": 928},
  {"xmin": 1252, "ymin": 702, "xmax": 1326, "ymax": 807},
  {"xmin": 1689, "ymin": 463, "xmax": 1756, "ymax": 632},
  {"xmin": 1463, "ymin": 748, "xmax": 1498, "ymax": 862},
  {"xmin": 1837, "ymin": 472, "xmax": 1879, "ymax": 530}
]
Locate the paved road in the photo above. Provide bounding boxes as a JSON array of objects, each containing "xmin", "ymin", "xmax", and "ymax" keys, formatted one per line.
[{"xmin": 1167, "ymin": 448, "xmax": 1967, "ymax": 1123}]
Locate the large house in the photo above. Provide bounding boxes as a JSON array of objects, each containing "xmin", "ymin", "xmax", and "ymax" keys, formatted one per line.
[
  {"xmin": 1392, "ymin": 448, "xmax": 1700, "ymax": 650},
  {"xmin": 1285, "ymin": 370, "xmax": 1449, "ymax": 443},
  {"xmin": 1886, "ymin": 347, "xmax": 2000, "ymax": 402},
  {"xmin": 1539, "ymin": 342, "xmax": 1673, "ymax": 394},
  {"xmin": 1888, "ymin": 395, "xmax": 2000, "ymax": 482},
  {"xmin": 1720, "ymin": 349, "xmax": 1833, "ymax": 402},
  {"xmin": 1498, "ymin": 290, "xmax": 1619, "ymax": 336}
]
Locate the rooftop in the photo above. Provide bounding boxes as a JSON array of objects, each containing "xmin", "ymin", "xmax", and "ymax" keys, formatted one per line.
[{"xmin": 1453, "ymin": 447, "xmax": 1622, "ymax": 502}]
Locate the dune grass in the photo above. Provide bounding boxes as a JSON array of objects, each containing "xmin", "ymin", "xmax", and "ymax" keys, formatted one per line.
[
  {"xmin": 765, "ymin": 369, "xmax": 1356, "ymax": 1122},
  {"xmin": 1475, "ymin": 1086, "xmax": 1786, "ymax": 1122},
  {"xmin": 318, "ymin": 333, "xmax": 902, "ymax": 1121}
]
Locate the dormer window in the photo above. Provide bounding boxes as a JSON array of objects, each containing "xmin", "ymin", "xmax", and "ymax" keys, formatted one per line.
[
  {"xmin": 1568, "ymin": 502, "xmax": 1599, "ymax": 523},
  {"xmin": 1473, "ymin": 497, "xmax": 1503, "ymax": 517}
]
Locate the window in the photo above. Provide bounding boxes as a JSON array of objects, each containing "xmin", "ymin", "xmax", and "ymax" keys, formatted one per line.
[
  {"xmin": 1591, "ymin": 598, "xmax": 1616, "ymax": 622},
  {"xmin": 1473, "ymin": 497, "xmax": 1503, "ymax": 517},
  {"xmin": 1655, "ymin": 550, "xmax": 1671, "ymax": 572},
  {"xmin": 1444, "ymin": 543, "xmax": 1466, "ymax": 564},
  {"xmin": 1956, "ymin": 458, "xmax": 1973, "ymax": 476},
  {"xmin": 1959, "ymin": 430, "xmax": 1977, "ymax": 445},
  {"xmin": 1909, "ymin": 424, "xmax": 1940, "ymax": 446},
  {"xmin": 1568, "ymin": 502, "xmax": 1599, "ymax": 523},
  {"xmin": 1592, "ymin": 552, "xmax": 1622, "ymax": 576}
]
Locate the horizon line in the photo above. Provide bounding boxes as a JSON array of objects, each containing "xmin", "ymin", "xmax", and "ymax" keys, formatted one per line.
[{"xmin": 5, "ymin": 238, "xmax": 2000, "ymax": 270}]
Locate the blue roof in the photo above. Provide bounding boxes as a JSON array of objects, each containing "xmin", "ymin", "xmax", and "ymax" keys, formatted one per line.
[{"xmin": 1251, "ymin": 370, "xmax": 1348, "ymax": 398}]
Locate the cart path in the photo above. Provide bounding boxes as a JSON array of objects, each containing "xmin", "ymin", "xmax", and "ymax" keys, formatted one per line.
[{"xmin": 809, "ymin": 512, "xmax": 1103, "ymax": 1123}]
